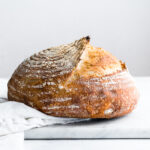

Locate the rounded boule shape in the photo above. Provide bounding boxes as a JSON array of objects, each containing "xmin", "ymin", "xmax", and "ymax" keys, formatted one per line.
[{"xmin": 8, "ymin": 36, "xmax": 139, "ymax": 118}]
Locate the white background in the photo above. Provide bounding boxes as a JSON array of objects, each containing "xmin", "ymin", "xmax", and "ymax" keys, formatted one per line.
[{"xmin": 0, "ymin": 0, "xmax": 150, "ymax": 78}]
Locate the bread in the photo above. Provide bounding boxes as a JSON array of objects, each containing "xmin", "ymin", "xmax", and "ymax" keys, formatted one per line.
[{"xmin": 8, "ymin": 36, "xmax": 139, "ymax": 118}]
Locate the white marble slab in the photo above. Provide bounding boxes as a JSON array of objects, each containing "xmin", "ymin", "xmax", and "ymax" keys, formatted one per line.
[
  {"xmin": 25, "ymin": 77, "xmax": 150, "ymax": 139},
  {"xmin": 24, "ymin": 140, "xmax": 150, "ymax": 150}
]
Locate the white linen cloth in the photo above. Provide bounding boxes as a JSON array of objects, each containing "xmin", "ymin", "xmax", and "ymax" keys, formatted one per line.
[{"xmin": 0, "ymin": 79, "xmax": 88, "ymax": 150}]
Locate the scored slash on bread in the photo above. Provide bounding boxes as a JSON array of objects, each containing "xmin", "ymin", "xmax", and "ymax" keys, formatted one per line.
[{"xmin": 8, "ymin": 36, "xmax": 139, "ymax": 118}]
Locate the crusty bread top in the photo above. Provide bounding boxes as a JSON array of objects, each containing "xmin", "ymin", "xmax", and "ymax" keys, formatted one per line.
[
  {"xmin": 14, "ymin": 36, "xmax": 90, "ymax": 79},
  {"xmin": 10, "ymin": 36, "xmax": 125, "ymax": 90}
]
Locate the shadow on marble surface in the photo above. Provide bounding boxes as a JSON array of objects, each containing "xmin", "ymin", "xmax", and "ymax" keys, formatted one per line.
[{"xmin": 52, "ymin": 115, "xmax": 129, "ymax": 127}]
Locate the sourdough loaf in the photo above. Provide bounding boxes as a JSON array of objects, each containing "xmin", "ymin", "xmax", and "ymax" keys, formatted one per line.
[{"xmin": 8, "ymin": 36, "xmax": 139, "ymax": 118}]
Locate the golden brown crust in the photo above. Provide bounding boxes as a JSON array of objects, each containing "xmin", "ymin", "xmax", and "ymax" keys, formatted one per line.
[{"xmin": 7, "ymin": 36, "xmax": 139, "ymax": 118}]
